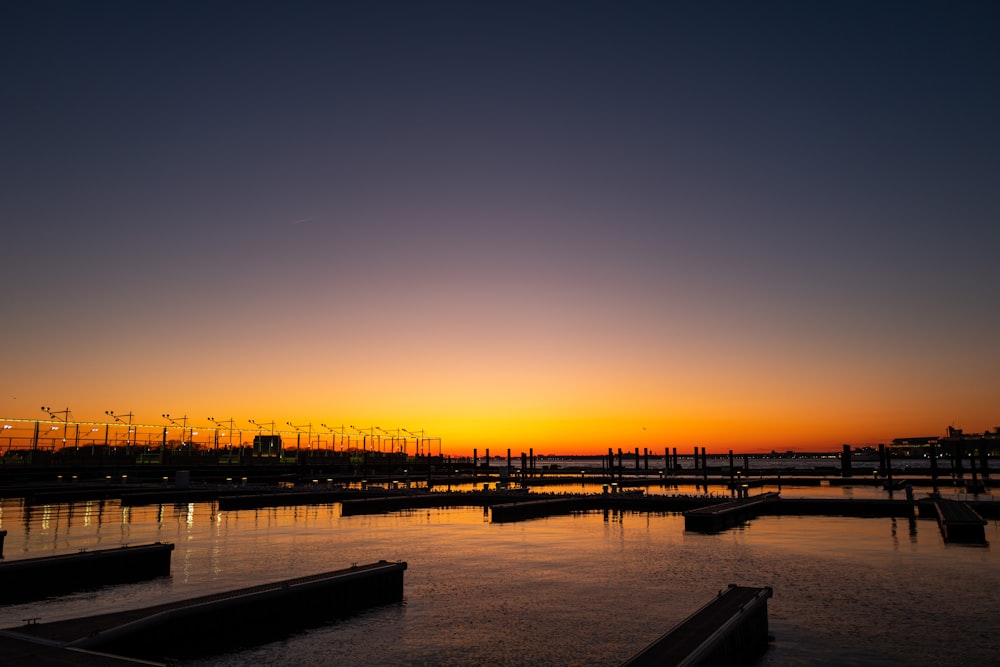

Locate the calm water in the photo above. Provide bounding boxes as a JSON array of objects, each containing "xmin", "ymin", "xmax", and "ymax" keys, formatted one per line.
[{"xmin": 0, "ymin": 492, "xmax": 997, "ymax": 666}]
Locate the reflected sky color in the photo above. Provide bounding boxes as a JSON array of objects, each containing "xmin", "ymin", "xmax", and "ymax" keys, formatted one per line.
[{"xmin": 2, "ymin": 2, "xmax": 998, "ymax": 453}]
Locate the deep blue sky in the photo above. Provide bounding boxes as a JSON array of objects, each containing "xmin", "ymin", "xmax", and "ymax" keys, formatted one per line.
[{"xmin": 3, "ymin": 1, "xmax": 998, "ymax": 451}]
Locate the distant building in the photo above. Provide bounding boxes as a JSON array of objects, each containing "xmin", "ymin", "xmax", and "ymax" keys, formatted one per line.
[{"xmin": 252, "ymin": 434, "xmax": 282, "ymax": 457}]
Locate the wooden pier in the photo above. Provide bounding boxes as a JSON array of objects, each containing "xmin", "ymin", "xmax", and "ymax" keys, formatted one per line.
[
  {"xmin": 683, "ymin": 493, "xmax": 780, "ymax": 533},
  {"xmin": 934, "ymin": 499, "xmax": 988, "ymax": 544},
  {"xmin": 1, "ymin": 560, "xmax": 407, "ymax": 664},
  {"xmin": 0, "ymin": 543, "xmax": 174, "ymax": 604},
  {"xmin": 621, "ymin": 585, "xmax": 773, "ymax": 666}
]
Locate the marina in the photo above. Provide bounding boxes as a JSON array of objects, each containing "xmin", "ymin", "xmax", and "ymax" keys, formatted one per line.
[{"xmin": 0, "ymin": 473, "xmax": 995, "ymax": 665}]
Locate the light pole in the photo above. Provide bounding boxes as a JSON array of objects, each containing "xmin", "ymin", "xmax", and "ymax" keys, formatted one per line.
[
  {"xmin": 41, "ymin": 406, "xmax": 71, "ymax": 452},
  {"xmin": 105, "ymin": 410, "xmax": 135, "ymax": 456},
  {"xmin": 377, "ymin": 427, "xmax": 401, "ymax": 454},
  {"xmin": 162, "ymin": 413, "xmax": 189, "ymax": 455},
  {"xmin": 351, "ymin": 425, "xmax": 375, "ymax": 454},
  {"xmin": 209, "ymin": 417, "xmax": 235, "ymax": 455},
  {"xmin": 321, "ymin": 424, "xmax": 345, "ymax": 453},
  {"xmin": 403, "ymin": 428, "xmax": 424, "ymax": 457},
  {"xmin": 2, "ymin": 424, "xmax": 12, "ymax": 454},
  {"xmin": 287, "ymin": 422, "xmax": 312, "ymax": 458}
]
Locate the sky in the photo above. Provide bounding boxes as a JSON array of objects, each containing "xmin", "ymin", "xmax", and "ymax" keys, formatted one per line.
[{"xmin": 2, "ymin": 1, "xmax": 998, "ymax": 455}]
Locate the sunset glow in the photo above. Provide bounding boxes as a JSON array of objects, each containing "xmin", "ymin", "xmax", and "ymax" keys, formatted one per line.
[{"xmin": 2, "ymin": 2, "xmax": 997, "ymax": 456}]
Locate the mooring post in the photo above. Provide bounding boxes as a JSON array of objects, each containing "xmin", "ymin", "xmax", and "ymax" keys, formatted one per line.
[
  {"xmin": 473, "ymin": 448, "xmax": 478, "ymax": 479},
  {"xmin": 878, "ymin": 444, "xmax": 886, "ymax": 478},
  {"xmin": 520, "ymin": 452, "xmax": 527, "ymax": 485},
  {"xmin": 980, "ymin": 447, "xmax": 990, "ymax": 482},
  {"xmin": 529, "ymin": 448, "xmax": 534, "ymax": 477},
  {"xmin": 644, "ymin": 447, "xmax": 649, "ymax": 470},
  {"xmin": 729, "ymin": 450, "xmax": 735, "ymax": 493},
  {"xmin": 929, "ymin": 442, "xmax": 939, "ymax": 494},
  {"xmin": 841, "ymin": 444, "xmax": 852, "ymax": 478},
  {"xmin": 885, "ymin": 446, "xmax": 893, "ymax": 491},
  {"xmin": 702, "ymin": 447, "xmax": 708, "ymax": 488},
  {"xmin": 635, "ymin": 447, "xmax": 640, "ymax": 470},
  {"xmin": 617, "ymin": 448, "xmax": 624, "ymax": 482},
  {"xmin": 673, "ymin": 447, "xmax": 679, "ymax": 471},
  {"xmin": 693, "ymin": 446, "xmax": 699, "ymax": 471}
]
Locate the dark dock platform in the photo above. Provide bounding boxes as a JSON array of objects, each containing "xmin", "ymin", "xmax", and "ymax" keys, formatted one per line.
[
  {"xmin": 621, "ymin": 585, "xmax": 773, "ymax": 666},
  {"xmin": 934, "ymin": 499, "xmax": 988, "ymax": 543},
  {"xmin": 0, "ymin": 543, "xmax": 174, "ymax": 603},
  {"xmin": 1, "ymin": 560, "xmax": 407, "ymax": 664},
  {"xmin": 340, "ymin": 492, "xmax": 494, "ymax": 515},
  {"xmin": 490, "ymin": 496, "xmax": 591, "ymax": 522},
  {"xmin": 683, "ymin": 493, "xmax": 780, "ymax": 533}
]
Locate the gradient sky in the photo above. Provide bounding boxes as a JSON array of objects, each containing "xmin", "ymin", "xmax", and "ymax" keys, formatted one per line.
[{"xmin": 3, "ymin": 1, "xmax": 998, "ymax": 454}]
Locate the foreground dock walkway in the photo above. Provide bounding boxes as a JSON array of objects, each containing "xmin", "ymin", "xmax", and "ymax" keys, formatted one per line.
[
  {"xmin": 621, "ymin": 585, "xmax": 773, "ymax": 666},
  {"xmin": 0, "ymin": 561, "xmax": 406, "ymax": 664}
]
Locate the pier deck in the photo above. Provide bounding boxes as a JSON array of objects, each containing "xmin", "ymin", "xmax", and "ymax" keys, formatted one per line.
[
  {"xmin": 1, "ymin": 560, "xmax": 407, "ymax": 664},
  {"xmin": 621, "ymin": 585, "xmax": 772, "ymax": 666},
  {"xmin": 683, "ymin": 493, "xmax": 780, "ymax": 533},
  {"xmin": 0, "ymin": 543, "xmax": 174, "ymax": 603},
  {"xmin": 934, "ymin": 499, "xmax": 987, "ymax": 543}
]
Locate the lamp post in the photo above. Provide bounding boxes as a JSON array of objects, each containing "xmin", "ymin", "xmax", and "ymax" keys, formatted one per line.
[
  {"xmin": 403, "ymin": 428, "xmax": 424, "ymax": 457},
  {"xmin": 286, "ymin": 422, "xmax": 312, "ymax": 458},
  {"xmin": 2, "ymin": 424, "xmax": 12, "ymax": 454},
  {"xmin": 208, "ymin": 417, "xmax": 235, "ymax": 456},
  {"xmin": 350, "ymin": 425, "xmax": 375, "ymax": 454},
  {"xmin": 321, "ymin": 424, "xmax": 345, "ymax": 453},
  {"xmin": 162, "ymin": 414, "xmax": 189, "ymax": 457},
  {"xmin": 377, "ymin": 427, "xmax": 401, "ymax": 454},
  {"xmin": 41, "ymin": 406, "xmax": 71, "ymax": 453},
  {"xmin": 105, "ymin": 410, "xmax": 135, "ymax": 456}
]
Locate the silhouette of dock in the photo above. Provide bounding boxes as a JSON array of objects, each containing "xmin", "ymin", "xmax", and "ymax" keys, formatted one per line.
[
  {"xmin": 621, "ymin": 585, "xmax": 773, "ymax": 666},
  {"xmin": 0, "ymin": 543, "xmax": 173, "ymax": 603},
  {"xmin": 934, "ymin": 498, "xmax": 988, "ymax": 543},
  {"xmin": 0, "ymin": 560, "xmax": 406, "ymax": 664},
  {"xmin": 683, "ymin": 493, "xmax": 780, "ymax": 533}
]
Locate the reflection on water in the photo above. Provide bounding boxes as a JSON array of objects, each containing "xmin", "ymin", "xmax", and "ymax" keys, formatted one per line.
[{"xmin": 0, "ymin": 494, "xmax": 996, "ymax": 666}]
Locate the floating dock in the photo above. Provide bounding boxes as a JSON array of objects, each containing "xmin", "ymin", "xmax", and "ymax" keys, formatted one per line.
[
  {"xmin": 1, "ymin": 560, "xmax": 407, "ymax": 664},
  {"xmin": 490, "ymin": 496, "xmax": 592, "ymax": 522},
  {"xmin": 934, "ymin": 499, "xmax": 988, "ymax": 544},
  {"xmin": 0, "ymin": 543, "xmax": 174, "ymax": 603},
  {"xmin": 683, "ymin": 493, "xmax": 780, "ymax": 533},
  {"xmin": 621, "ymin": 585, "xmax": 773, "ymax": 667}
]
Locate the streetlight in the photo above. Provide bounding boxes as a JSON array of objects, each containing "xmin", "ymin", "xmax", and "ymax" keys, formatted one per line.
[
  {"xmin": 351, "ymin": 425, "xmax": 375, "ymax": 454},
  {"xmin": 377, "ymin": 426, "xmax": 401, "ymax": 454},
  {"xmin": 2, "ymin": 424, "xmax": 12, "ymax": 454},
  {"xmin": 162, "ymin": 413, "xmax": 189, "ymax": 452},
  {"xmin": 403, "ymin": 428, "xmax": 424, "ymax": 456},
  {"xmin": 41, "ymin": 406, "xmax": 71, "ymax": 451},
  {"xmin": 209, "ymin": 417, "xmax": 235, "ymax": 455},
  {"xmin": 287, "ymin": 422, "xmax": 312, "ymax": 458},
  {"xmin": 106, "ymin": 410, "xmax": 135, "ymax": 455},
  {"xmin": 321, "ymin": 424, "xmax": 345, "ymax": 453}
]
